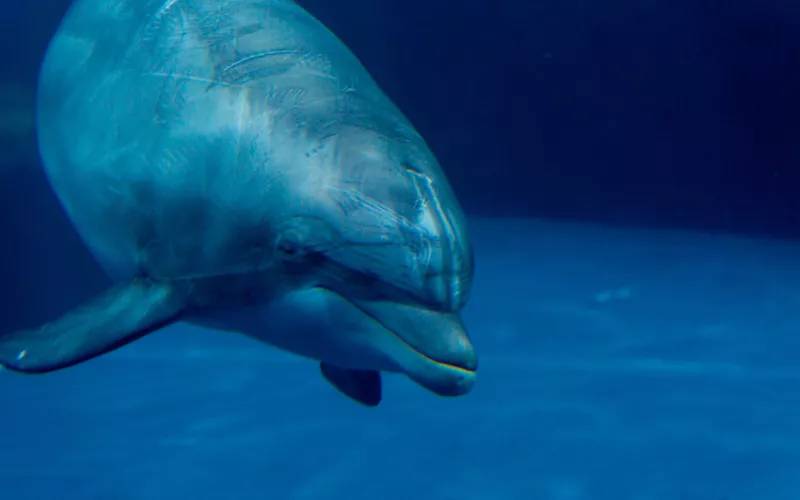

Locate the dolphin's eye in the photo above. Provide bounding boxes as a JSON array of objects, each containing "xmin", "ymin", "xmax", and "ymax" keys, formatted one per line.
[
  {"xmin": 277, "ymin": 239, "xmax": 300, "ymax": 258},
  {"xmin": 275, "ymin": 229, "xmax": 309, "ymax": 261},
  {"xmin": 274, "ymin": 217, "xmax": 335, "ymax": 268},
  {"xmin": 275, "ymin": 228, "xmax": 327, "ymax": 269}
]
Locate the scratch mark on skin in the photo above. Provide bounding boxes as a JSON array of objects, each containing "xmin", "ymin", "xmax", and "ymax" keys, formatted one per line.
[
  {"xmin": 144, "ymin": 0, "xmax": 185, "ymax": 44},
  {"xmin": 145, "ymin": 72, "xmax": 242, "ymax": 88},
  {"xmin": 218, "ymin": 49, "xmax": 303, "ymax": 75},
  {"xmin": 155, "ymin": 0, "xmax": 182, "ymax": 19},
  {"xmin": 235, "ymin": 90, "xmax": 246, "ymax": 159}
]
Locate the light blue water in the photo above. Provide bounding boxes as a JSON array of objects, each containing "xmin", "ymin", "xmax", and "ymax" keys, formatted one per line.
[{"xmin": 2, "ymin": 217, "xmax": 799, "ymax": 499}]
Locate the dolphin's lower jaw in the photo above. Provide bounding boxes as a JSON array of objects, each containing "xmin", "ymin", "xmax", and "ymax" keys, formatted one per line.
[
  {"xmin": 398, "ymin": 350, "xmax": 477, "ymax": 397},
  {"xmin": 347, "ymin": 298, "xmax": 478, "ymax": 397}
]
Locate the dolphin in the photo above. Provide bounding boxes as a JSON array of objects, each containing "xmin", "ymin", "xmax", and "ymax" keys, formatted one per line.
[{"xmin": 0, "ymin": 0, "xmax": 477, "ymax": 406}]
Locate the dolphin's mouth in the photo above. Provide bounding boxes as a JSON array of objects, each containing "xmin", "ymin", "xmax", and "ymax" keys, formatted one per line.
[
  {"xmin": 348, "ymin": 298, "xmax": 478, "ymax": 373},
  {"xmin": 360, "ymin": 315, "xmax": 476, "ymax": 377},
  {"xmin": 384, "ymin": 326, "xmax": 477, "ymax": 375}
]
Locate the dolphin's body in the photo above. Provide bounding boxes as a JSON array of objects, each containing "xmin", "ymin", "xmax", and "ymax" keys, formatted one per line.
[{"xmin": 0, "ymin": 0, "xmax": 477, "ymax": 406}]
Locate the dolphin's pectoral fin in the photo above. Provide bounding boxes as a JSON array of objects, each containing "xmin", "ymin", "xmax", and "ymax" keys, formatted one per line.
[
  {"xmin": 0, "ymin": 277, "xmax": 187, "ymax": 373},
  {"xmin": 320, "ymin": 362, "xmax": 382, "ymax": 407}
]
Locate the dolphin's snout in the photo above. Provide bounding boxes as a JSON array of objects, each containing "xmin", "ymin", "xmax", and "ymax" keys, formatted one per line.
[
  {"xmin": 430, "ymin": 314, "xmax": 477, "ymax": 372},
  {"xmin": 350, "ymin": 298, "xmax": 478, "ymax": 396},
  {"xmin": 422, "ymin": 316, "xmax": 477, "ymax": 397}
]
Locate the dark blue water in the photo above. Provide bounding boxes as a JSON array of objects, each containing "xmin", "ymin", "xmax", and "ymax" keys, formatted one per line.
[{"xmin": 2, "ymin": 1, "xmax": 800, "ymax": 499}]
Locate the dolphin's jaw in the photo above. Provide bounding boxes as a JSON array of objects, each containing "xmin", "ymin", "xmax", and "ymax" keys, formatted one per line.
[
  {"xmin": 346, "ymin": 298, "xmax": 478, "ymax": 397},
  {"xmin": 377, "ymin": 331, "xmax": 477, "ymax": 397},
  {"xmin": 190, "ymin": 286, "xmax": 476, "ymax": 397},
  {"xmin": 189, "ymin": 288, "xmax": 402, "ymax": 373},
  {"xmin": 383, "ymin": 334, "xmax": 477, "ymax": 397}
]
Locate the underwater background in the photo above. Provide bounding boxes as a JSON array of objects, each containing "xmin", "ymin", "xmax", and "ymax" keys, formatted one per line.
[{"xmin": 2, "ymin": 0, "xmax": 800, "ymax": 498}]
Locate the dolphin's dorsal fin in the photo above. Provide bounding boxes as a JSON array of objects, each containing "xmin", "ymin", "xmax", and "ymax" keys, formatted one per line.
[
  {"xmin": 0, "ymin": 277, "xmax": 187, "ymax": 373},
  {"xmin": 320, "ymin": 362, "xmax": 382, "ymax": 407}
]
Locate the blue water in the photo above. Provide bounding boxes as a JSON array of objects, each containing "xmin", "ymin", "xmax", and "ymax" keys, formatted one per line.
[
  {"xmin": 3, "ymin": 218, "xmax": 799, "ymax": 499},
  {"xmin": 4, "ymin": 0, "xmax": 800, "ymax": 498}
]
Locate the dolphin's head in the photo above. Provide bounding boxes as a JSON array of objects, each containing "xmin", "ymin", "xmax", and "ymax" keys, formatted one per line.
[{"xmin": 273, "ymin": 125, "xmax": 477, "ymax": 397}]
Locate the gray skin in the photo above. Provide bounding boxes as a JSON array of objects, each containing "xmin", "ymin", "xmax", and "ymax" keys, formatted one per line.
[{"xmin": 0, "ymin": 0, "xmax": 477, "ymax": 406}]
